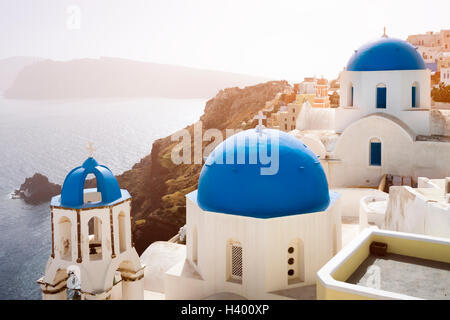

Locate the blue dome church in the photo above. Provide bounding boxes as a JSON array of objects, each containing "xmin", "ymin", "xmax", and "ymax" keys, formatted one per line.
[
  {"xmin": 337, "ymin": 31, "xmax": 431, "ymax": 136},
  {"xmin": 159, "ymin": 128, "xmax": 343, "ymax": 299},
  {"xmin": 288, "ymin": 30, "xmax": 446, "ymax": 196}
]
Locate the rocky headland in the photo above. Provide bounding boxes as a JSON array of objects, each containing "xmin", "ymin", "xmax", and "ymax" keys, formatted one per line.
[{"xmin": 12, "ymin": 173, "xmax": 61, "ymax": 205}]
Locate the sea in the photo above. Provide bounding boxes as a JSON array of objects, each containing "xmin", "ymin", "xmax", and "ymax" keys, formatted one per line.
[{"xmin": 0, "ymin": 96, "xmax": 206, "ymax": 299}]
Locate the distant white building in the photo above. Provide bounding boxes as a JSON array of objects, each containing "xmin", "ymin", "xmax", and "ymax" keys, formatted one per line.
[
  {"xmin": 290, "ymin": 33, "xmax": 450, "ymax": 189},
  {"xmin": 298, "ymin": 77, "xmax": 317, "ymax": 94},
  {"xmin": 407, "ymin": 29, "xmax": 450, "ymax": 72}
]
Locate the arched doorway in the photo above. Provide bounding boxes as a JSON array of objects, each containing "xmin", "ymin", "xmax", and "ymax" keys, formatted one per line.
[
  {"xmin": 88, "ymin": 217, "xmax": 103, "ymax": 260},
  {"xmin": 58, "ymin": 216, "xmax": 72, "ymax": 261},
  {"xmin": 118, "ymin": 212, "xmax": 127, "ymax": 253}
]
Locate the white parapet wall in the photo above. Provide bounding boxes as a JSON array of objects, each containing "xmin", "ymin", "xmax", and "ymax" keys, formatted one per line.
[
  {"xmin": 385, "ymin": 183, "xmax": 450, "ymax": 239},
  {"xmin": 359, "ymin": 194, "xmax": 389, "ymax": 230}
]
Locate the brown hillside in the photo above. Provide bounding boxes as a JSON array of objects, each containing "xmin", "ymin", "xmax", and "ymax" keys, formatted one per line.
[{"xmin": 116, "ymin": 80, "xmax": 294, "ymax": 254}]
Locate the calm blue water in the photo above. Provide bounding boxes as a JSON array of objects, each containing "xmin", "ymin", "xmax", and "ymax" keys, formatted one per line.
[{"xmin": 0, "ymin": 96, "xmax": 205, "ymax": 299}]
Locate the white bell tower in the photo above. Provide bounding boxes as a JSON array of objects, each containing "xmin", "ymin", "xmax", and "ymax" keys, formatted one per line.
[{"xmin": 37, "ymin": 145, "xmax": 144, "ymax": 300}]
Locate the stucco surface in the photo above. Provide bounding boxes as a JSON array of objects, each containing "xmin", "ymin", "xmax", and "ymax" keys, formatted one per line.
[{"xmin": 346, "ymin": 253, "xmax": 450, "ymax": 299}]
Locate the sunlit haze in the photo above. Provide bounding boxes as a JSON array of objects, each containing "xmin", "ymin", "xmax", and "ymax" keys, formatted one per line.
[{"xmin": 1, "ymin": 0, "xmax": 449, "ymax": 81}]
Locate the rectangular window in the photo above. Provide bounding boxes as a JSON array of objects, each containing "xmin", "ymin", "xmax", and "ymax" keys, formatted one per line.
[
  {"xmin": 230, "ymin": 244, "xmax": 243, "ymax": 282},
  {"xmin": 376, "ymin": 87, "xmax": 386, "ymax": 109},
  {"xmin": 370, "ymin": 142, "xmax": 382, "ymax": 166},
  {"xmin": 412, "ymin": 86, "xmax": 416, "ymax": 108},
  {"xmin": 350, "ymin": 86, "xmax": 354, "ymax": 106}
]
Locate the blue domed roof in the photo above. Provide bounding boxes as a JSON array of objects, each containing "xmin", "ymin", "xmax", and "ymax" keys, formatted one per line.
[
  {"xmin": 58, "ymin": 157, "xmax": 124, "ymax": 207},
  {"xmin": 346, "ymin": 37, "xmax": 426, "ymax": 71},
  {"xmin": 196, "ymin": 129, "xmax": 332, "ymax": 218}
]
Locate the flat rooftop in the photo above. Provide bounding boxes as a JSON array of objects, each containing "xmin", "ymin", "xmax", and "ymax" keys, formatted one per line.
[{"xmin": 346, "ymin": 253, "xmax": 450, "ymax": 299}]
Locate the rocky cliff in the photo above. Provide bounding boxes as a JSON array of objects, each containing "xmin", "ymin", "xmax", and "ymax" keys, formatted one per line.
[{"xmin": 116, "ymin": 80, "xmax": 294, "ymax": 253}]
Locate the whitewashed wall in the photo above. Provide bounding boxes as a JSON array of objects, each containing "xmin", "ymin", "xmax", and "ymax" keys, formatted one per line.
[
  {"xmin": 177, "ymin": 194, "xmax": 341, "ymax": 299},
  {"xmin": 42, "ymin": 200, "xmax": 143, "ymax": 300},
  {"xmin": 327, "ymin": 114, "xmax": 450, "ymax": 188},
  {"xmin": 338, "ymin": 69, "xmax": 431, "ymax": 135},
  {"xmin": 385, "ymin": 186, "xmax": 450, "ymax": 239}
]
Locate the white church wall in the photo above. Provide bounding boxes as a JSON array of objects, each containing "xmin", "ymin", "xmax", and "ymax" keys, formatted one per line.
[
  {"xmin": 111, "ymin": 201, "xmax": 132, "ymax": 256},
  {"xmin": 327, "ymin": 114, "xmax": 450, "ymax": 189},
  {"xmin": 102, "ymin": 250, "xmax": 144, "ymax": 299},
  {"xmin": 200, "ymin": 211, "xmax": 263, "ymax": 299},
  {"xmin": 338, "ymin": 69, "xmax": 430, "ymax": 135},
  {"xmin": 44, "ymin": 201, "xmax": 144, "ymax": 299},
  {"xmin": 263, "ymin": 212, "xmax": 334, "ymax": 293},
  {"xmin": 329, "ymin": 115, "xmax": 415, "ymax": 188},
  {"xmin": 411, "ymin": 141, "xmax": 450, "ymax": 179},
  {"xmin": 53, "ymin": 208, "xmax": 77, "ymax": 262},
  {"xmin": 182, "ymin": 196, "xmax": 341, "ymax": 299}
]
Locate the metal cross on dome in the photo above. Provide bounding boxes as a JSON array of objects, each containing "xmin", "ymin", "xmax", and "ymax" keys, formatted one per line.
[
  {"xmin": 86, "ymin": 141, "xmax": 96, "ymax": 158},
  {"xmin": 254, "ymin": 111, "xmax": 266, "ymax": 133}
]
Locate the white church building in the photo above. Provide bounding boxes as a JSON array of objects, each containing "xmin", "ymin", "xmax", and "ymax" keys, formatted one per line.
[
  {"xmin": 140, "ymin": 129, "xmax": 342, "ymax": 300},
  {"xmin": 292, "ymin": 34, "xmax": 450, "ymax": 188}
]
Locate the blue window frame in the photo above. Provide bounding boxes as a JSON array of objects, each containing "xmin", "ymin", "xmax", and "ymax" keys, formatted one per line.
[
  {"xmin": 376, "ymin": 87, "xmax": 386, "ymax": 109},
  {"xmin": 370, "ymin": 142, "xmax": 382, "ymax": 166},
  {"xmin": 412, "ymin": 86, "xmax": 416, "ymax": 108}
]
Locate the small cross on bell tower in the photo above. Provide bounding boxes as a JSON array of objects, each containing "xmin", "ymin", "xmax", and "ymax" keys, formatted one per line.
[
  {"xmin": 86, "ymin": 141, "xmax": 96, "ymax": 158},
  {"xmin": 254, "ymin": 111, "xmax": 266, "ymax": 133},
  {"xmin": 382, "ymin": 26, "xmax": 388, "ymax": 38}
]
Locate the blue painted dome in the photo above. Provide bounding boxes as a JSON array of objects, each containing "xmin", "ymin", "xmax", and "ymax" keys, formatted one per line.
[
  {"xmin": 197, "ymin": 129, "xmax": 331, "ymax": 218},
  {"xmin": 346, "ymin": 37, "xmax": 426, "ymax": 71},
  {"xmin": 60, "ymin": 157, "xmax": 122, "ymax": 207}
]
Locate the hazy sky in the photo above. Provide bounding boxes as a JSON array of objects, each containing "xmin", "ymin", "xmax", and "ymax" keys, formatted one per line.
[{"xmin": 1, "ymin": 0, "xmax": 449, "ymax": 81}]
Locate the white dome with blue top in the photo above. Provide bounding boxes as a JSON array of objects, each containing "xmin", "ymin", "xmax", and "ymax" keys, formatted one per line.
[
  {"xmin": 197, "ymin": 128, "xmax": 332, "ymax": 218},
  {"xmin": 346, "ymin": 37, "xmax": 426, "ymax": 72}
]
